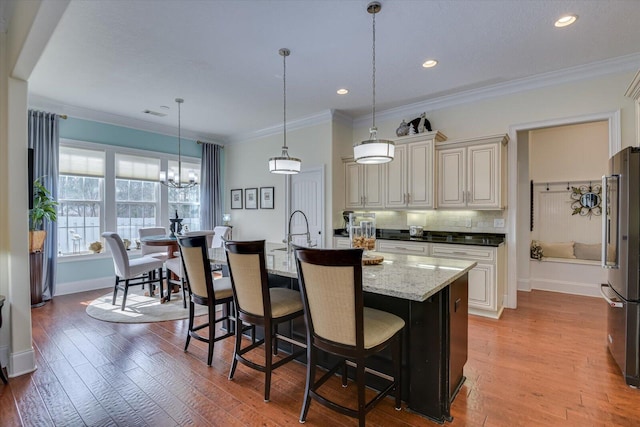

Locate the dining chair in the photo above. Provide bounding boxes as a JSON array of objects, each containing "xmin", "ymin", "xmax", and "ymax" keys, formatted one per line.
[
  {"xmin": 224, "ymin": 239, "xmax": 306, "ymax": 402},
  {"xmin": 102, "ymin": 232, "xmax": 164, "ymax": 310},
  {"xmin": 295, "ymin": 247, "xmax": 404, "ymax": 427},
  {"xmin": 185, "ymin": 230, "xmax": 215, "ymax": 248},
  {"xmin": 177, "ymin": 235, "xmax": 242, "ymax": 366},
  {"xmin": 139, "ymin": 226, "xmax": 170, "ymax": 261}
]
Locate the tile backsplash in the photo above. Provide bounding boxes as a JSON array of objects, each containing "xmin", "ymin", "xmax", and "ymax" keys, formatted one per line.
[{"xmin": 350, "ymin": 210, "xmax": 506, "ymax": 233}]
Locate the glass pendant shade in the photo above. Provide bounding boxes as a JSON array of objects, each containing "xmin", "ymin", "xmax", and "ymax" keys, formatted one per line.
[
  {"xmin": 269, "ymin": 147, "xmax": 301, "ymax": 174},
  {"xmin": 354, "ymin": 127, "xmax": 395, "ymax": 164}
]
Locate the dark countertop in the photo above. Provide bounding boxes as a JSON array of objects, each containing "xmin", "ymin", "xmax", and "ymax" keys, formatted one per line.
[{"xmin": 333, "ymin": 229, "xmax": 505, "ymax": 247}]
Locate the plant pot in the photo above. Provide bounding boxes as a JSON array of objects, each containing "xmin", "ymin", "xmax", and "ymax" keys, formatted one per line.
[{"xmin": 29, "ymin": 230, "xmax": 47, "ymax": 253}]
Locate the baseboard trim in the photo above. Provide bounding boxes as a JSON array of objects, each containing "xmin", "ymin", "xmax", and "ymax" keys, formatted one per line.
[
  {"xmin": 518, "ymin": 278, "xmax": 531, "ymax": 292},
  {"xmin": 530, "ymin": 278, "xmax": 600, "ymax": 297},
  {"xmin": 10, "ymin": 347, "xmax": 36, "ymax": 378},
  {"xmin": 56, "ymin": 277, "xmax": 113, "ymax": 296}
]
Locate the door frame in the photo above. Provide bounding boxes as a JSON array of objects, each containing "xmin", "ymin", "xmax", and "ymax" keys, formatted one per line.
[{"xmin": 506, "ymin": 110, "xmax": 620, "ymax": 309}]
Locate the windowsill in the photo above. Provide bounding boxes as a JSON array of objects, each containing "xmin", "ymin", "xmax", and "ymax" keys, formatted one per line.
[{"xmin": 57, "ymin": 249, "xmax": 143, "ymax": 263}]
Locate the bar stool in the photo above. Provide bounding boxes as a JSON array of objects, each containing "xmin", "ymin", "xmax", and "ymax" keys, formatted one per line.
[{"xmin": 295, "ymin": 247, "xmax": 404, "ymax": 426}]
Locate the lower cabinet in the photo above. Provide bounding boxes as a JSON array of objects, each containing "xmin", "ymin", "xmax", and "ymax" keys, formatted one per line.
[
  {"xmin": 333, "ymin": 236, "xmax": 351, "ymax": 249},
  {"xmin": 376, "ymin": 239, "xmax": 429, "ymax": 255},
  {"xmin": 430, "ymin": 243, "xmax": 505, "ymax": 319}
]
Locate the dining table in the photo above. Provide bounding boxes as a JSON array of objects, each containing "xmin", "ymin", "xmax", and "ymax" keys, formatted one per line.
[{"xmin": 208, "ymin": 242, "xmax": 476, "ymax": 424}]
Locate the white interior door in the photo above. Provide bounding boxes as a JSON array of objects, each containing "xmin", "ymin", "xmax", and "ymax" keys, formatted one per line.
[{"xmin": 291, "ymin": 167, "xmax": 324, "ymax": 248}]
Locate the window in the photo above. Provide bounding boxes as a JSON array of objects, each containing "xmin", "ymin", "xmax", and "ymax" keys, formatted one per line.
[
  {"xmin": 58, "ymin": 147, "xmax": 105, "ymax": 254},
  {"xmin": 115, "ymin": 154, "xmax": 160, "ymax": 241},
  {"xmin": 57, "ymin": 141, "xmax": 201, "ymax": 256}
]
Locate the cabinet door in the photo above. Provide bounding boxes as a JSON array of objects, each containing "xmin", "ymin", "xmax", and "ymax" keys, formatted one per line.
[
  {"xmin": 467, "ymin": 263, "xmax": 496, "ymax": 311},
  {"xmin": 385, "ymin": 144, "xmax": 407, "ymax": 208},
  {"xmin": 345, "ymin": 161, "xmax": 363, "ymax": 208},
  {"xmin": 363, "ymin": 163, "xmax": 384, "ymax": 208},
  {"xmin": 467, "ymin": 143, "xmax": 499, "ymax": 208},
  {"xmin": 437, "ymin": 147, "xmax": 466, "ymax": 208},
  {"xmin": 407, "ymin": 140, "xmax": 435, "ymax": 208},
  {"xmin": 333, "ymin": 237, "xmax": 351, "ymax": 249}
]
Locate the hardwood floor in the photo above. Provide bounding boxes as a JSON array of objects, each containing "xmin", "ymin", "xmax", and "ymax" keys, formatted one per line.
[{"xmin": 1, "ymin": 288, "xmax": 638, "ymax": 426}]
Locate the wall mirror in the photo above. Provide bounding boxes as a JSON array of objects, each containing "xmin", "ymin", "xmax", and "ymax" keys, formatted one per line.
[{"xmin": 570, "ymin": 184, "xmax": 602, "ymax": 218}]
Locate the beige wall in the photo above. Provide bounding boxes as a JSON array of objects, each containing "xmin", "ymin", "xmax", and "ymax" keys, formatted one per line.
[
  {"xmin": 529, "ymin": 121, "xmax": 609, "ymax": 182},
  {"xmin": 224, "ymin": 122, "xmax": 332, "ymax": 244}
]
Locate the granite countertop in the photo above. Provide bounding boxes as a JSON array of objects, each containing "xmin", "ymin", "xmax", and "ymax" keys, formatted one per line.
[
  {"xmin": 334, "ymin": 229, "xmax": 505, "ymax": 247},
  {"xmin": 209, "ymin": 242, "xmax": 476, "ymax": 302}
]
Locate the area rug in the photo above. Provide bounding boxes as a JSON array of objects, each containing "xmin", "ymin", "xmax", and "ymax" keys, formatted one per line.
[{"xmin": 86, "ymin": 288, "xmax": 206, "ymax": 323}]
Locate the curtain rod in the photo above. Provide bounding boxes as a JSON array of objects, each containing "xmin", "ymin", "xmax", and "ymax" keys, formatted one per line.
[{"xmin": 196, "ymin": 140, "xmax": 223, "ymax": 147}]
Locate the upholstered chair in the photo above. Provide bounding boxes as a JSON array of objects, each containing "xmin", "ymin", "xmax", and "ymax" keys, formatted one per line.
[
  {"xmin": 138, "ymin": 227, "xmax": 170, "ymax": 261},
  {"xmin": 295, "ymin": 247, "xmax": 405, "ymax": 427},
  {"xmin": 224, "ymin": 240, "xmax": 305, "ymax": 402},
  {"xmin": 102, "ymin": 232, "xmax": 164, "ymax": 310},
  {"xmin": 177, "ymin": 235, "xmax": 240, "ymax": 366}
]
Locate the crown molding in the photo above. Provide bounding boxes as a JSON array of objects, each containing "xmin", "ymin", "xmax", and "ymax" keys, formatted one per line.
[
  {"xmin": 354, "ymin": 53, "xmax": 640, "ymax": 129},
  {"xmin": 625, "ymin": 69, "xmax": 640, "ymax": 100},
  {"xmin": 226, "ymin": 109, "xmax": 334, "ymax": 144},
  {"xmin": 28, "ymin": 94, "xmax": 227, "ymax": 143}
]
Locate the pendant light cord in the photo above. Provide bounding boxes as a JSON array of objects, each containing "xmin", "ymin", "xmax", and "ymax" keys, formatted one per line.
[
  {"xmin": 371, "ymin": 8, "xmax": 376, "ymax": 129},
  {"xmin": 282, "ymin": 49, "xmax": 288, "ymax": 153},
  {"xmin": 177, "ymin": 99, "xmax": 182, "ymax": 183}
]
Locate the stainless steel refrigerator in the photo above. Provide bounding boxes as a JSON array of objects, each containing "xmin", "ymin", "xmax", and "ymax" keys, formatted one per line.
[{"xmin": 601, "ymin": 146, "xmax": 640, "ymax": 387}]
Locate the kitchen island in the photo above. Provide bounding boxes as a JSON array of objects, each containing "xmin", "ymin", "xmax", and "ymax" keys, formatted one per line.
[{"xmin": 209, "ymin": 243, "xmax": 476, "ymax": 423}]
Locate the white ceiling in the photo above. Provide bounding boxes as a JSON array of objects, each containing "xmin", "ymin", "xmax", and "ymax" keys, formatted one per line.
[{"xmin": 25, "ymin": 0, "xmax": 640, "ymax": 143}]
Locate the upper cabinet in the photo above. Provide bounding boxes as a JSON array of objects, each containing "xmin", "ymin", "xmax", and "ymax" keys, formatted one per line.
[
  {"xmin": 344, "ymin": 160, "xmax": 384, "ymax": 209},
  {"xmin": 385, "ymin": 132, "xmax": 447, "ymax": 209},
  {"xmin": 436, "ymin": 134, "xmax": 509, "ymax": 210}
]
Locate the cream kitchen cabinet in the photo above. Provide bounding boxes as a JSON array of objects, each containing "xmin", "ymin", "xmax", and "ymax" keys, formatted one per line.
[
  {"xmin": 436, "ymin": 134, "xmax": 508, "ymax": 210},
  {"xmin": 377, "ymin": 239, "xmax": 429, "ymax": 255},
  {"xmin": 430, "ymin": 243, "xmax": 506, "ymax": 319},
  {"xmin": 333, "ymin": 236, "xmax": 351, "ymax": 249},
  {"xmin": 344, "ymin": 160, "xmax": 384, "ymax": 209},
  {"xmin": 385, "ymin": 132, "xmax": 447, "ymax": 209}
]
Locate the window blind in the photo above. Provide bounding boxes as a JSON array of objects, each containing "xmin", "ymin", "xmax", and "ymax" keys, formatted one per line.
[
  {"xmin": 59, "ymin": 146, "xmax": 105, "ymax": 177},
  {"xmin": 116, "ymin": 154, "xmax": 160, "ymax": 181}
]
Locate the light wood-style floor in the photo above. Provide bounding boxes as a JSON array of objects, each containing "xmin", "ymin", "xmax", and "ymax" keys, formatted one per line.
[{"xmin": 1, "ymin": 288, "xmax": 638, "ymax": 426}]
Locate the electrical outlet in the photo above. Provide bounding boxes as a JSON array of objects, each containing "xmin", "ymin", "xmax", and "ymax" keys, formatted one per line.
[
  {"xmin": 494, "ymin": 218, "xmax": 505, "ymax": 228},
  {"xmin": 465, "ymin": 218, "xmax": 472, "ymax": 228}
]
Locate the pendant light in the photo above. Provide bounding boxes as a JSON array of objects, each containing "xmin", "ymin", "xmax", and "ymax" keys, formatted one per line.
[
  {"xmin": 354, "ymin": 1, "xmax": 395, "ymax": 164},
  {"xmin": 159, "ymin": 98, "xmax": 198, "ymax": 188},
  {"xmin": 269, "ymin": 48, "xmax": 301, "ymax": 174}
]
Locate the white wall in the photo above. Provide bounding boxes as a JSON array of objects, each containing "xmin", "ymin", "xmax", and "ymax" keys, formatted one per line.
[{"xmin": 225, "ymin": 121, "xmax": 332, "ymax": 243}]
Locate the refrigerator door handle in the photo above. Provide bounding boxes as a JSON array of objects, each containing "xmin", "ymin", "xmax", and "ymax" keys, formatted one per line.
[
  {"xmin": 600, "ymin": 283, "xmax": 623, "ymax": 308},
  {"xmin": 602, "ymin": 175, "xmax": 608, "ymax": 268},
  {"xmin": 602, "ymin": 174, "xmax": 619, "ymax": 269}
]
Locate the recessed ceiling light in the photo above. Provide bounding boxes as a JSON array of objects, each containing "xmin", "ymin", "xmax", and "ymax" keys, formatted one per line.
[
  {"xmin": 159, "ymin": 105, "xmax": 170, "ymax": 110},
  {"xmin": 555, "ymin": 14, "xmax": 577, "ymax": 27},
  {"xmin": 337, "ymin": 88, "xmax": 349, "ymax": 95},
  {"xmin": 422, "ymin": 59, "xmax": 438, "ymax": 68}
]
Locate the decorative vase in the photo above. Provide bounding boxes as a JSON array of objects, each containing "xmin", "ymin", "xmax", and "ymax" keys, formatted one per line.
[
  {"xmin": 29, "ymin": 230, "xmax": 47, "ymax": 253},
  {"xmin": 396, "ymin": 120, "xmax": 410, "ymax": 137}
]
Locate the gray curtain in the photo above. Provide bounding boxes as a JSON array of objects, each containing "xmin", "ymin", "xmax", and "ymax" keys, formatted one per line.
[
  {"xmin": 28, "ymin": 110, "xmax": 59, "ymax": 300},
  {"xmin": 200, "ymin": 143, "xmax": 223, "ymax": 230}
]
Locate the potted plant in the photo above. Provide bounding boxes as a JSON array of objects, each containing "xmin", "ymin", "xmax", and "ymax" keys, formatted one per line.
[{"xmin": 29, "ymin": 178, "xmax": 58, "ymax": 253}]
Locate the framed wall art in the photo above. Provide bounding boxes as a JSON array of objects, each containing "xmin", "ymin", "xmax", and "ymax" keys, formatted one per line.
[
  {"xmin": 231, "ymin": 189, "xmax": 243, "ymax": 209},
  {"xmin": 260, "ymin": 186, "xmax": 274, "ymax": 209},
  {"xmin": 245, "ymin": 187, "xmax": 258, "ymax": 209}
]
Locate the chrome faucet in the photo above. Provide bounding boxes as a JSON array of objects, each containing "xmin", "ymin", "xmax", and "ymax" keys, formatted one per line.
[{"xmin": 284, "ymin": 210, "xmax": 315, "ymax": 256}]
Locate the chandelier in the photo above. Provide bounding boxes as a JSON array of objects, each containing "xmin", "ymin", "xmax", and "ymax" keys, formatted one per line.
[
  {"xmin": 353, "ymin": 1, "xmax": 395, "ymax": 164},
  {"xmin": 269, "ymin": 48, "xmax": 301, "ymax": 174},
  {"xmin": 160, "ymin": 98, "xmax": 198, "ymax": 189}
]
